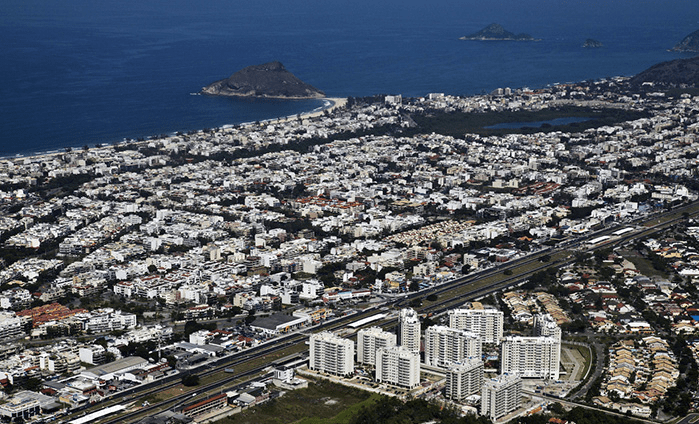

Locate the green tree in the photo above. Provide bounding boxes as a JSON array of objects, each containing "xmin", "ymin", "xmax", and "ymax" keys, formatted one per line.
[{"xmin": 181, "ymin": 374, "xmax": 199, "ymax": 386}]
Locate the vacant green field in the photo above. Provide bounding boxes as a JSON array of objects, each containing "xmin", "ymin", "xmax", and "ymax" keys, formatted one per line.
[
  {"xmin": 621, "ymin": 249, "xmax": 668, "ymax": 278},
  {"xmin": 562, "ymin": 342, "xmax": 592, "ymax": 381},
  {"xmin": 218, "ymin": 379, "xmax": 380, "ymax": 424}
]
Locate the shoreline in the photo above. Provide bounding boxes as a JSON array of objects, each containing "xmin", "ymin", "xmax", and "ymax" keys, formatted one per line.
[
  {"xmin": 263, "ymin": 97, "xmax": 347, "ymax": 125},
  {"xmin": 1, "ymin": 97, "xmax": 347, "ymax": 162}
]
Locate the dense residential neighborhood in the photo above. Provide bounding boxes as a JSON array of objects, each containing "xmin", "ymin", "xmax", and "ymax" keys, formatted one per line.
[{"xmin": 0, "ymin": 76, "xmax": 698, "ymax": 423}]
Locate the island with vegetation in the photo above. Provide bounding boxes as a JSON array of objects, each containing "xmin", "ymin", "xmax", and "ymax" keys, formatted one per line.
[
  {"xmin": 670, "ymin": 29, "xmax": 699, "ymax": 53},
  {"xmin": 582, "ymin": 38, "xmax": 603, "ymax": 48},
  {"xmin": 460, "ymin": 23, "xmax": 539, "ymax": 41},
  {"xmin": 201, "ymin": 61, "xmax": 325, "ymax": 99}
]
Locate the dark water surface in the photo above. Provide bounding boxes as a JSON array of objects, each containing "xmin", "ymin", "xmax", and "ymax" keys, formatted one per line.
[{"xmin": 1, "ymin": 0, "xmax": 697, "ymax": 155}]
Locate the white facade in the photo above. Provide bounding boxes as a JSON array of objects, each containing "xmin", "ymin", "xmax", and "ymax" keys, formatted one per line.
[
  {"xmin": 481, "ymin": 374, "xmax": 522, "ymax": 421},
  {"xmin": 375, "ymin": 345, "xmax": 420, "ymax": 388},
  {"xmin": 448, "ymin": 308, "xmax": 503, "ymax": 344},
  {"xmin": 533, "ymin": 313, "xmax": 561, "ymax": 342},
  {"xmin": 274, "ymin": 366, "xmax": 294, "ymax": 382},
  {"xmin": 424, "ymin": 325, "xmax": 481, "ymax": 368},
  {"xmin": 445, "ymin": 360, "xmax": 484, "ymax": 401},
  {"xmin": 79, "ymin": 345, "xmax": 106, "ymax": 365},
  {"xmin": 82, "ymin": 309, "xmax": 137, "ymax": 333},
  {"xmin": 500, "ymin": 336, "xmax": 560, "ymax": 379},
  {"xmin": 398, "ymin": 308, "xmax": 421, "ymax": 354},
  {"xmin": 309, "ymin": 331, "xmax": 354, "ymax": 376},
  {"xmin": 0, "ymin": 312, "xmax": 25, "ymax": 340},
  {"xmin": 357, "ymin": 327, "xmax": 396, "ymax": 365},
  {"xmin": 300, "ymin": 281, "xmax": 323, "ymax": 300}
]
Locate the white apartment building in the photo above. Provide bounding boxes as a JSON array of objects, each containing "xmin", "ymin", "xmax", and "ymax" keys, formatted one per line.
[
  {"xmin": 309, "ymin": 331, "xmax": 354, "ymax": 376},
  {"xmin": 445, "ymin": 360, "xmax": 484, "ymax": 401},
  {"xmin": 481, "ymin": 374, "xmax": 522, "ymax": 421},
  {"xmin": 375, "ymin": 345, "xmax": 420, "ymax": 389},
  {"xmin": 398, "ymin": 308, "xmax": 421, "ymax": 354},
  {"xmin": 533, "ymin": 313, "xmax": 561, "ymax": 341},
  {"xmin": 424, "ymin": 325, "xmax": 481, "ymax": 368},
  {"xmin": 448, "ymin": 308, "xmax": 503, "ymax": 344},
  {"xmin": 0, "ymin": 312, "xmax": 25, "ymax": 340},
  {"xmin": 500, "ymin": 336, "xmax": 560, "ymax": 379},
  {"xmin": 79, "ymin": 345, "xmax": 106, "ymax": 365},
  {"xmin": 0, "ymin": 392, "xmax": 41, "ymax": 421},
  {"xmin": 357, "ymin": 327, "xmax": 396, "ymax": 365},
  {"xmin": 82, "ymin": 309, "xmax": 137, "ymax": 333}
]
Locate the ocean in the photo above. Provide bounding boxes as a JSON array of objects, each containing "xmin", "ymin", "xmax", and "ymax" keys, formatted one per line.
[{"xmin": 1, "ymin": 0, "xmax": 697, "ymax": 156}]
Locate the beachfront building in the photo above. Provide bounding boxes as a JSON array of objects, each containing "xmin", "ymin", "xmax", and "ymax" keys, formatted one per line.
[
  {"xmin": 424, "ymin": 325, "xmax": 481, "ymax": 368},
  {"xmin": 309, "ymin": 331, "xmax": 354, "ymax": 376},
  {"xmin": 398, "ymin": 308, "xmax": 421, "ymax": 354},
  {"xmin": 357, "ymin": 326, "xmax": 396, "ymax": 366},
  {"xmin": 375, "ymin": 345, "xmax": 420, "ymax": 389},
  {"xmin": 445, "ymin": 360, "xmax": 484, "ymax": 401},
  {"xmin": 500, "ymin": 336, "xmax": 560, "ymax": 379},
  {"xmin": 481, "ymin": 374, "xmax": 522, "ymax": 421},
  {"xmin": 448, "ymin": 308, "xmax": 504, "ymax": 344}
]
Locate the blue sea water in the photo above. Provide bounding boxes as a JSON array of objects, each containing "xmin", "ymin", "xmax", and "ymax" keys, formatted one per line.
[{"xmin": 1, "ymin": 0, "xmax": 698, "ymax": 156}]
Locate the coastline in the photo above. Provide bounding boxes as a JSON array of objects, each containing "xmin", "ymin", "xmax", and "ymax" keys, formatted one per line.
[
  {"xmin": 1, "ymin": 97, "xmax": 347, "ymax": 162},
  {"xmin": 264, "ymin": 97, "xmax": 347, "ymax": 124}
]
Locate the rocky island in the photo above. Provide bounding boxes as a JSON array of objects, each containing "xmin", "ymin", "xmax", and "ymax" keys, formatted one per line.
[
  {"xmin": 671, "ymin": 29, "xmax": 699, "ymax": 53},
  {"xmin": 582, "ymin": 38, "xmax": 603, "ymax": 48},
  {"xmin": 629, "ymin": 55, "xmax": 699, "ymax": 86},
  {"xmin": 202, "ymin": 61, "xmax": 325, "ymax": 99},
  {"xmin": 460, "ymin": 23, "xmax": 539, "ymax": 41}
]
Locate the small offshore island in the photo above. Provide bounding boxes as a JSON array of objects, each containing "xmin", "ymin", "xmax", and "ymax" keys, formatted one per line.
[
  {"xmin": 201, "ymin": 61, "xmax": 325, "ymax": 99},
  {"xmin": 582, "ymin": 38, "xmax": 603, "ymax": 48},
  {"xmin": 460, "ymin": 23, "xmax": 539, "ymax": 41}
]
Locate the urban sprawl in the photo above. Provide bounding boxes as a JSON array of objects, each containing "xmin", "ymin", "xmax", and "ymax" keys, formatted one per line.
[{"xmin": 0, "ymin": 77, "xmax": 699, "ymax": 423}]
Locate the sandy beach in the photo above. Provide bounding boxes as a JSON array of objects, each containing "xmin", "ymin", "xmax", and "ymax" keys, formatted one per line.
[
  {"xmin": 267, "ymin": 97, "xmax": 347, "ymax": 125},
  {"xmin": 6, "ymin": 97, "xmax": 348, "ymax": 162}
]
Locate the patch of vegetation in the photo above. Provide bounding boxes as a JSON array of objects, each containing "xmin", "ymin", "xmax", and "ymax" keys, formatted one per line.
[
  {"xmin": 665, "ymin": 87, "xmax": 699, "ymax": 98},
  {"xmin": 515, "ymin": 406, "xmax": 644, "ymax": 424},
  {"xmin": 184, "ymin": 320, "xmax": 217, "ymax": 337},
  {"xmin": 220, "ymin": 379, "xmax": 377, "ymax": 424},
  {"xmin": 349, "ymin": 396, "xmax": 490, "ymax": 424},
  {"xmin": 408, "ymin": 107, "xmax": 649, "ymax": 138},
  {"xmin": 625, "ymin": 254, "xmax": 668, "ymax": 278},
  {"xmin": 181, "ymin": 374, "xmax": 200, "ymax": 387}
]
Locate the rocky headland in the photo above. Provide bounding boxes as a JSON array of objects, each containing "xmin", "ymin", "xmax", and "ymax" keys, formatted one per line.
[
  {"xmin": 630, "ymin": 56, "xmax": 699, "ymax": 86},
  {"xmin": 202, "ymin": 61, "xmax": 325, "ymax": 99},
  {"xmin": 670, "ymin": 29, "xmax": 699, "ymax": 53}
]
